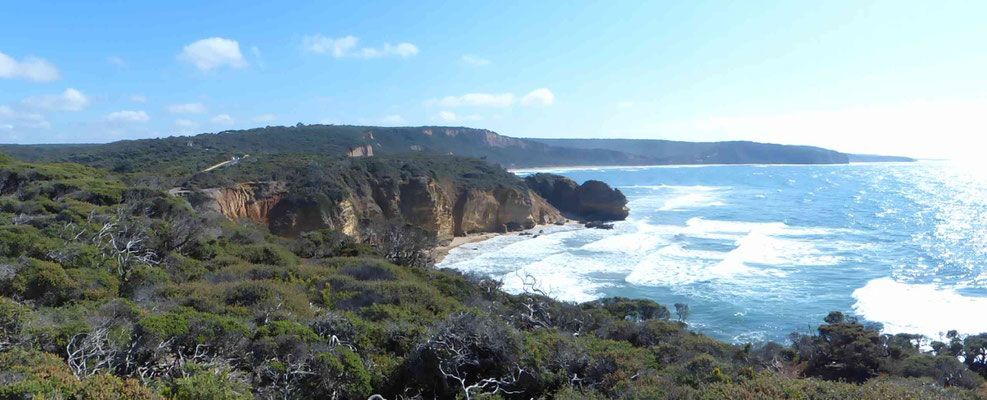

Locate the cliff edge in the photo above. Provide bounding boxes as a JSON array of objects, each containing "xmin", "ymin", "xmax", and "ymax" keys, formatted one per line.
[{"xmin": 184, "ymin": 176, "xmax": 563, "ymax": 241}]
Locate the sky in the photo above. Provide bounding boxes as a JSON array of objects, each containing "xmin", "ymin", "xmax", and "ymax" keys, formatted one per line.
[{"xmin": 2, "ymin": 1, "xmax": 986, "ymax": 159}]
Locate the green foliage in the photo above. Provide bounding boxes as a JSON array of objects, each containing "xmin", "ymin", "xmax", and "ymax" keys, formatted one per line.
[
  {"xmin": 0, "ymin": 225, "xmax": 55, "ymax": 258},
  {"xmin": 255, "ymin": 320, "xmax": 320, "ymax": 343},
  {"xmin": 225, "ymin": 242, "xmax": 299, "ymax": 266},
  {"xmin": 0, "ymin": 347, "xmax": 156, "ymax": 399},
  {"xmin": 583, "ymin": 296, "xmax": 671, "ymax": 321},
  {"xmin": 159, "ymin": 368, "xmax": 250, "ymax": 400},
  {"xmin": 8, "ymin": 258, "xmax": 78, "ymax": 305}
]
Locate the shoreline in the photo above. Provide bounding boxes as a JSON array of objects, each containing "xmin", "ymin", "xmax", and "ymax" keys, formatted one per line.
[
  {"xmin": 433, "ymin": 219, "xmax": 582, "ymax": 264},
  {"xmin": 507, "ymin": 160, "xmax": 924, "ymax": 174}
]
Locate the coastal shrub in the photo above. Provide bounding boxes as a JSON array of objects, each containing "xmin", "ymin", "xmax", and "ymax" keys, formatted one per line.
[
  {"xmin": 0, "ymin": 347, "xmax": 155, "ymax": 399},
  {"xmin": 793, "ymin": 312, "xmax": 886, "ymax": 383},
  {"xmin": 8, "ymin": 259, "xmax": 77, "ymax": 305},
  {"xmin": 292, "ymin": 228, "xmax": 371, "ymax": 258},
  {"xmin": 0, "ymin": 225, "xmax": 54, "ymax": 258},
  {"xmin": 0, "ymin": 297, "xmax": 30, "ymax": 349},
  {"xmin": 963, "ymin": 333, "xmax": 987, "ymax": 378},
  {"xmin": 161, "ymin": 253, "xmax": 208, "ymax": 282},
  {"xmin": 227, "ymin": 242, "xmax": 299, "ymax": 266},
  {"xmin": 304, "ymin": 347, "xmax": 374, "ymax": 398},
  {"xmin": 160, "ymin": 368, "xmax": 251, "ymax": 400},
  {"xmin": 402, "ymin": 311, "xmax": 524, "ymax": 398},
  {"xmin": 584, "ymin": 297, "xmax": 671, "ymax": 321}
]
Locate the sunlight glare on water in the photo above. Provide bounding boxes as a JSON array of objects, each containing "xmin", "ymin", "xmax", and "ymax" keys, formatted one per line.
[{"xmin": 438, "ymin": 161, "xmax": 987, "ymax": 343}]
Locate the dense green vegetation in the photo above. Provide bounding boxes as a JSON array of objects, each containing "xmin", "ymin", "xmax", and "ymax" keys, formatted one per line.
[
  {"xmin": 530, "ymin": 138, "xmax": 855, "ymax": 165},
  {"xmin": 0, "ymin": 152, "xmax": 984, "ymax": 399},
  {"xmin": 0, "ymin": 123, "xmax": 886, "ymax": 173},
  {"xmin": 0, "ymin": 124, "xmax": 652, "ymax": 172}
]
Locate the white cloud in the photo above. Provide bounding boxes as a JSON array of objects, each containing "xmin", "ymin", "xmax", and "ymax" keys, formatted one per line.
[
  {"xmin": 105, "ymin": 110, "xmax": 149, "ymax": 122},
  {"xmin": 520, "ymin": 88, "xmax": 555, "ymax": 107},
  {"xmin": 617, "ymin": 101, "xmax": 633, "ymax": 108},
  {"xmin": 461, "ymin": 55, "xmax": 490, "ymax": 66},
  {"xmin": 107, "ymin": 56, "xmax": 125, "ymax": 66},
  {"xmin": 380, "ymin": 114, "xmax": 405, "ymax": 125},
  {"xmin": 303, "ymin": 35, "xmax": 418, "ymax": 58},
  {"xmin": 438, "ymin": 111, "xmax": 482, "ymax": 122},
  {"xmin": 0, "ymin": 105, "xmax": 50, "ymax": 129},
  {"xmin": 23, "ymin": 88, "xmax": 90, "ymax": 111},
  {"xmin": 251, "ymin": 114, "xmax": 277, "ymax": 122},
  {"xmin": 438, "ymin": 111, "xmax": 457, "ymax": 121},
  {"xmin": 131, "ymin": 94, "xmax": 148, "ymax": 103},
  {"xmin": 167, "ymin": 102, "xmax": 206, "ymax": 114},
  {"xmin": 0, "ymin": 124, "xmax": 12, "ymax": 130},
  {"xmin": 174, "ymin": 119, "xmax": 198, "ymax": 129},
  {"xmin": 178, "ymin": 37, "xmax": 248, "ymax": 71},
  {"xmin": 0, "ymin": 51, "xmax": 60, "ymax": 82},
  {"xmin": 211, "ymin": 113, "xmax": 235, "ymax": 124},
  {"xmin": 432, "ymin": 93, "xmax": 515, "ymax": 108}
]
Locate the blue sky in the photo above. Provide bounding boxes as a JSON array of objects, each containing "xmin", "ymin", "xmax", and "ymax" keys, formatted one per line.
[{"xmin": 2, "ymin": 1, "xmax": 985, "ymax": 159}]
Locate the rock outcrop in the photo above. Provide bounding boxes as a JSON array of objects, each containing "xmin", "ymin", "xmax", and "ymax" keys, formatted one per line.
[
  {"xmin": 186, "ymin": 176, "xmax": 564, "ymax": 240},
  {"xmin": 524, "ymin": 173, "xmax": 629, "ymax": 221}
]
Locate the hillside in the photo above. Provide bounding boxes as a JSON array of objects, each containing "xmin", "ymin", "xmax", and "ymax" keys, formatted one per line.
[
  {"xmin": 0, "ymin": 124, "xmax": 910, "ymax": 172},
  {"xmin": 847, "ymin": 153, "xmax": 919, "ymax": 162},
  {"xmin": 530, "ymin": 138, "xmax": 856, "ymax": 165},
  {"xmin": 0, "ymin": 125, "xmax": 650, "ymax": 172}
]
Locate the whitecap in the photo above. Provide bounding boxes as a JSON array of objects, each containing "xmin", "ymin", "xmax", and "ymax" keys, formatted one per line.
[{"xmin": 852, "ymin": 278, "xmax": 987, "ymax": 338}]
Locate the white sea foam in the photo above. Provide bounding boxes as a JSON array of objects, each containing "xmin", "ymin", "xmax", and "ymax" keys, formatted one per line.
[
  {"xmin": 852, "ymin": 278, "xmax": 987, "ymax": 338},
  {"xmin": 624, "ymin": 185, "xmax": 729, "ymax": 211},
  {"xmin": 625, "ymin": 244, "xmax": 723, "ymax": 286},
  {"xmin": 580, "ymin": 232, "xmax": 665, "ymax": 253}
]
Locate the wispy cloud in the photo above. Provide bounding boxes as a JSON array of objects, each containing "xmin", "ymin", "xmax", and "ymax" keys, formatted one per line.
[
  {"xmin": 429, "ymin": 88, "xmax": 555, "ymax": 108},
  {"xmin": 174, "ymin": 119, "xmax": 198, "ymax": 129},
  {"xmin": 250, "ymin": 46, "xmax": 265, "ymax": 69},
  {"xmin": 178, "ymin": 37, "xmax": 248, "ymax": 71},
  {"xmin": 23, "ymin": 88, "xmax": 90, "ymax": 111},
  {"xmin": 107, "ymin": 56, "xmax": 125, "ymax": 67},
  {"xmin": 431, "ymin": 93, "xmax": 515, "ymax": 108},
  {"xmin": 131, "ymin": 94, "xmax": 148, "ymax": 103},
  {"xmin": 211, "ymin": 113, "xmax": 235, "ymax": 124},
  {"xmin": 303, "ymin": 35, "xmax": 418, "ymax": 58},
  {"xmin": 252, "ymin": 114, "xmax": 277, "ymax": 122},
  {"xmin": 461, "ymin": 55, "xmax": 490, "ymax": 66},
  {"xmin": 0, "ymin": 105, "xmax": 50, "ymax": 129},
  {"xmin": 380, "ymin": 114, "xmax": 405, "ymax": 125},
  {"xmin": 0, "ymin": 51, "xmax": 60, "ymax": 82},
  {"xmin": 105, "ymin": 110, "xmax": 149, "ymax": 122},
  {"xmin": 438, "ymin": 111, "xmax": 482, "ymax": 122},
  {"xmin": 167, "ymin": 102, "xmax": 206, "ymax": 114}
]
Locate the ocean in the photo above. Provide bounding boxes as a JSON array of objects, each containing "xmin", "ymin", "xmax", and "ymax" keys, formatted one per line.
[{"xmin": 436, "ymin": 161, "xmax": 987, "ymax": 344}]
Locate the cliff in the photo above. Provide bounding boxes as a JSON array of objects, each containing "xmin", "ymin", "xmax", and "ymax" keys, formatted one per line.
[
  {"xmin": 186, "ymin": 175, "xmax": 564, "ymax": 241},
  {"xmin": 524, "ymin": 173, "xmax": 629, "ymax": 221}
]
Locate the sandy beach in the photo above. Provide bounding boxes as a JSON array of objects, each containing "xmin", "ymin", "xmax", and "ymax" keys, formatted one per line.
[{"xmin": 434, "ymin": 220, "xmax": 581, "ymax": 264}]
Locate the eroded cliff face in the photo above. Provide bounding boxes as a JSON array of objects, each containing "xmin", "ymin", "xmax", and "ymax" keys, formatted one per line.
[
  {"xmin": 187, "ymin": 176, "xmax": 563, "ymax": 240},
  {"xmin": 199, "ymin": 182, "xmax": 287, "ymax": 224}
]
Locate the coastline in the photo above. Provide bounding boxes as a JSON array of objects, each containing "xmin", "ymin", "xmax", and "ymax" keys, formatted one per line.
[
  {"xmin": 434, "ymin": 219, "xmax": 582, "ymax": 264},
  {"xmin": 507, "ymin": 160, "xmax": 924, "ymax": 175}
]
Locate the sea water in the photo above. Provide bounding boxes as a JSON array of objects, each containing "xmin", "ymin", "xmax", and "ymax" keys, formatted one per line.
[{"xmin": 436, "ymin": 161, "xmax": 987, "ymax": 344}]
